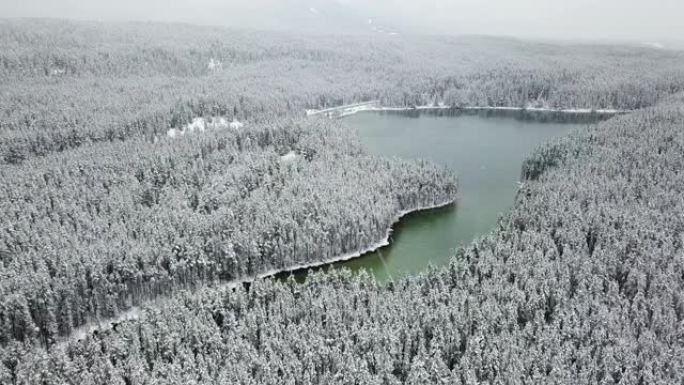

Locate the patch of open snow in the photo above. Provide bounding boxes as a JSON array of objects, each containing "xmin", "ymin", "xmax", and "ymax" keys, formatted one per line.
[
  {"xmin": 207, "ymin": 58, "xmax": 222, "ymax": 71},
  {"xmin": 308, "ymin": 101, "xmax": 380, "ymax": 117},
  {"xmin": 208, "ymin": 117, "xmax": 229, "ymax": 129},
  {"xmin": 230, "ymin": 119, "xmax": 244, "ymax": 130},
  {"xmin": 185, "ymin": 117, "xmax": 206, "ymax": 132},
  {"xmin": 280, "ymin": 151, "xmax": 299, "ymax": 163},
  {"xmin": 167, "ymin": 116, "xmax": 245, "ymax": 139}
]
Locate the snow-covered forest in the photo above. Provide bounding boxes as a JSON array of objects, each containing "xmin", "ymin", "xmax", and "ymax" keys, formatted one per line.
[
  {"xmin": 2, "ymin": 19, "xmax": 684, "ymax": 384},
  {"xmin": 2, "ymin": 20, "xmax": 684, "ymax": 164},
  {"xmin": 0, "ymin": 114, "xmax": 456, "ymax": 346}
]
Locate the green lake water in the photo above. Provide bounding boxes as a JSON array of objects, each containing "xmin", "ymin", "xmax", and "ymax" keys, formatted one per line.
[
  {"xmin": 330, "ymin": 110, "xmax": 603, "ymax": 282},
  {"xmin": 279, "ymin": 109, "xmax": 608, "ymax": 283}
]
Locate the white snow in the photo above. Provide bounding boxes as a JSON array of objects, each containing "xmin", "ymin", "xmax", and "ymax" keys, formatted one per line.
[
  {"xmin": 309, "ymin": 7, "xmax": 319, "ymax": 14},
  {"xmin": 307, "ymin": 101, "xmax": 380, "ymax": 117},
  {"xmin": 310, "ymin": 101, "xmax": 626, "ymax": 118},
  {"xmin": 207, "ymin": 58, "xmax": 222, "ymax": 71},
  {"xmin": 208, "ymin": 117, "xmax": 229, "ymax": 129},
  {"xmin": 50, "ymin": 68, "xmax": 66, "ymax": 76},
  {"xmin": 280, "ymin": 151, "xmax": 299, "ymax": 163},
  {"xmin": 185, "ymin": 117, "xmax": 206, "ymax": 132},
  {"xmin": 166, "ymin": 117, "xmax": 245, "ymax": 139},
  {"xmin": 69, "ymin": 307, "xmax": 142, "ymax": 343},
  {"xmin": 230, "ymin": 119, "xmax": 244, "ymax": 130}
]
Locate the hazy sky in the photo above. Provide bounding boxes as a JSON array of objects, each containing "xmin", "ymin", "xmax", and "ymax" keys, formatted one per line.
[{"xmin": 1, "ymin": 0, "xmax": 683, "ymax": 42}]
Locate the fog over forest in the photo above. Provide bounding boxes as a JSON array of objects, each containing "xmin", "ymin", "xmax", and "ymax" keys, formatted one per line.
[{"xmin": 2, "ymin": 0, "xmax": 683, "ymax": 44}]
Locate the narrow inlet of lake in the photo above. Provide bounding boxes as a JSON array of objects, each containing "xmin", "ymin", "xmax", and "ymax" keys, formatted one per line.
[{"xmin": 326, "ymin": 110, "xmax": 603, "ymax": 282}]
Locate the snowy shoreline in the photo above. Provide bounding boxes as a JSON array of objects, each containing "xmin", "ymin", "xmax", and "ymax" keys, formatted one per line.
[
  {"xmin": 66, "ymin": 198, "xmax": 456, "ymax": 343},
  {"xmin": 307, "ymin": 102, "xmax": 626, "ymax": 118},
  {"xmin": 250, "ymin": 197, "xmax": 456, "ymax": 280},
  {"xmin": 341, "ymin": 105, "xmax": 626, "ymax": 117}
]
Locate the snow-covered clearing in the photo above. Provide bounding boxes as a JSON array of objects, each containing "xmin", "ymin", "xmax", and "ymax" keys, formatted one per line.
[
  {"xmin": 280, "ymin": 151, "xmax": 299, "ymax": 163},
  {"xmin": 166, "ymin": 117, "xmax": 244, "ymax": 138}
]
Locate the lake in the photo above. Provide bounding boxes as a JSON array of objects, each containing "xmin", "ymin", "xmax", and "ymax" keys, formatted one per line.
[
  {"xmin": 279, "ymin": 109, "xmax": 609, "ymax": 283},
  {"xmin": 333, "ymin": 109, "xmax": 607, "ymax": 281}
]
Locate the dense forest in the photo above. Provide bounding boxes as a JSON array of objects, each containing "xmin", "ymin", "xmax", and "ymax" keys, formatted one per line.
[
  {"xmin": 2, "ymin": 20, "xmax": 684, "ymax": 164},
  {"xmin": 0, "ymin": 112, "xmax": 456, "ymax": 346},
  {"xmin": 2, "ymin": 19, "xmax": 684, "ymax": 384},
  {"xmin": 0, "ymin": 20, "xmax": 461, "ymax": 348},
  {"xmin": 4, "ymin": 94, "xmax": 684, "ymax": 384}
]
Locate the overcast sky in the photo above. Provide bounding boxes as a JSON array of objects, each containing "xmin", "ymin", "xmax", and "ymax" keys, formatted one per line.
[{"xmin": 1, "ymin": 0, "xmax": 682, "ymax": 42}]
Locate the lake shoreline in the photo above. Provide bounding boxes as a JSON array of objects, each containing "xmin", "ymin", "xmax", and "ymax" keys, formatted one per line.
[
  {"xmin": 65, "ymin": 197, "xmax": 456, "ymax": 344},
  {"xmin": 67, "ymin": 106, "xmax": 606, "ymax": 345},
  {"xmin": 307, "ymin": 102, "xmax": 627, "ymax": 117},
  {"xmin": 258, "ymin": 198, "xmax": 457, "ymax": 280}
]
